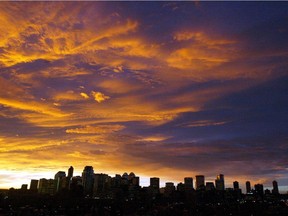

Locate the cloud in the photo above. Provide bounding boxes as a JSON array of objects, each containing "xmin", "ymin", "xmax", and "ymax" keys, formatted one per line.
[
  {"xmin": 80, "ymin": 92, "xmax": 89, "ymax": 99},
  {"xmin": 91, "ymin": 91, "xmax": 110, "ymax": 103},
  {"xmin": 66, "ymin": 124, "xmax": 125, "ymax": 134}
]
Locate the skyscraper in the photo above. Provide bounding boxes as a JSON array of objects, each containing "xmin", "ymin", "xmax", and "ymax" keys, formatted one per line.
[
  {"xmin": 29, "ymin": 179, "xmax": 38, "ymax": 191},
  {"xmin": 196, "ymin": 175, "xmax": 205, "ymax": 190},
  {"xmin": 215, "ymin": 174, "xmax": 225, "ymax": 190},
  {"xmin": 93, "ymin": 173, "xmax": 111, "ymax": 197},
  {"xmin": 246, "ymin": 181, "xmax": 251, "ymax": 193},
  {"xmin": 68, "ymin": 166, "xmax": 74, "ymax": 179},
  {"xmin": 150, "ymin": 177, "xmax": 160, "ymax": 190},
  {"xmin": 272, "ymin": 180, "xmax": 279, "ymax": 194},
  {"xmin": 184, "ymin": 177, "xmax": 193, "ymax": 190},
  {"xmin": 54, "ymin": 171, "xmax": 66, "ymax": 192},
  {"xmin": 233, "ymin": 181, "xmax": 239, "ymax": 190},
  {"xmin": 82, "ymin": 166, "xmax": 94, "ymax": 196}
]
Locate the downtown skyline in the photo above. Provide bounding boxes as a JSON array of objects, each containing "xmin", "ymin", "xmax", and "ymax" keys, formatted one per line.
[{"xmin": 0, "ymin": 2, "xmax": 288, "ymax": 191}]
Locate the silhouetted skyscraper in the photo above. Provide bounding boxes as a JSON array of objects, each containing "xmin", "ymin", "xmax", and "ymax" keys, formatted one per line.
[
  {"xmin": 254, "ymin": 184, "xmax": 264, "ymax": 196},
  {"xmin": 93, "ymin": 173, "xmax": 111, "ymax": 197},
  {"xmin": 184, "ymin": 177, "xmax": 193, "ymax": 190},
  {"xmin": 272, "ymin": 180, "xmax": 279, "ymax": 194},
  {"xmin": 206, "ymin": 182, "xmax": 215, "ymax": 191},
  {"xmin": 233, "ymin": 181, "xmax": 239, "ymax": 190},
  {"xmin": 68, "ymin": 166, "xmax": 74, "ymax": 179},
  {"xmin": 215, "ymin": 174, "xmax": 225, "ymax": 190},
  {"xmin": 196, "ymin": 175, "xmax": 205, "ymax": 190},
  {"xmin": 55, "ymin": 171, "xmax": 66, "ymax": 192},
  {"xmin": 30, "ymin": 179, "xmax": 38, "ymax": 191},
  {"xmin": 82, "ymin": 166, "xmax": 94, "ymax": 196},
  {"xmin": 150, "ymin": 177, "xmax": 160, "ymax": 189},
  {"xmin": 246, "ymin": 181, "xmax": 251, "ymax": 193}
]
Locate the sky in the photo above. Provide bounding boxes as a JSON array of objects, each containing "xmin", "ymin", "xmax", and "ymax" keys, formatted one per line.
[{"xmin": 0, "ymin": 1, "xmax": 287, "ymax": 192}]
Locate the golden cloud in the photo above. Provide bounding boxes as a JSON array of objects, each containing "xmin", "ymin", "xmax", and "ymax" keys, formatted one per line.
[
  {"xmin": 91, "ymin": 91, "xmax": 110, "ymax": 103},
  {"xmin": 65, "ymin": 124, "xmax": 125, "ymax": 134},
  {"xmin": 80, "ymin": 92, "xmax": 89, "ymax": 99}
]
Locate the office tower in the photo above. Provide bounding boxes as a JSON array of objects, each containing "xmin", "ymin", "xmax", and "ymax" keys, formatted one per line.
[
  {"xmin": 82, "ymin": 166, "xmax": 94, "ymax": 195},
  {"xmin": 38, "ymin": 178, "xmax": 56, "ymax": 195},
  {"xmin": 128, "ymin": 172, "xmax": 135, "ymax": 180},
  {"xmin": 93, "ymin": 173, "xmax": 111, "ymax": 197},
  {"xmin": 246, "ymin": 181, "xmax": 251, "ymax": 193},
  {"xmin": 254, "ymin": 184, "xmax": 264, "ymax": 196},
  {"xmin": 165, "ymin": 182, "xmax": 175, "ymax": 195},
  {"xmin": 177, "ymin": 182, "xmax": 185, "ymax": 192},
  {"xmin": 196, "ymin": 175, "xmax": 205, "ymax": 190},
  {"xmin": 215, "ymin": 174, "xmax": 225, "ymax": 190},
  {"xmin": 55, "ymin": 171, "xmax": 66, "ymax": 180},
  {"xmin": 131, "ymin": 176, "xmax": 140, "ymax": 186},
  {"xmin": 184, "ymin": 177, "xmax": 193, "ymax": 190},
  {"xmin": 150, "ymin": 177, "xmax": 160, "ymax": 190},
  {"xmin": 68, "ymin": 166, "xmax": 74, "ymax": 179},
  {"xmin": 205, "ymin": 182, "xmax": 215, "ymax": 191},
  {"xmin": 54, "ymin": 171, "xmax": 66, "ymax": 192},
  {"xmin": 233, "ymin": 181, "xmax": 239, "ymax": 190},
  {"xmin": 112, "ymin": 174, "xmax": 122, "ymax": 187},
  {"xmin": 30, "ymin": 179, "xmax": 39, "ymax": 191},
  {"xmin": 272, "ymin": 180, "xmax": 279, "ymax": 194},
  {"xmin": 21, "ymin": 184, "xmax": 28, "ymax": 190},
  {"xmin": 38, "ymin": 178, "xmax": 48, "ymax": 194}
]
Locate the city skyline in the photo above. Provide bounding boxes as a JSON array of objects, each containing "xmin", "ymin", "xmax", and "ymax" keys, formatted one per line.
[
  {"xmin": 0, "ymin": 2, "xmax": 288, "ymax": 191},
  {"xmin": 3, "ymin": 165, "xmax": 285, "ymax": 194}
]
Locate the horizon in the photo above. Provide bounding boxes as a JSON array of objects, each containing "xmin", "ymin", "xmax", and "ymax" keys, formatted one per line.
[
  {"xmin": 0, "ymin": 2, "xmax": 287, "ymax": 193},
  {"xmin": 1, "ymin": 165, "xmax": 287, "ymax": 194}
]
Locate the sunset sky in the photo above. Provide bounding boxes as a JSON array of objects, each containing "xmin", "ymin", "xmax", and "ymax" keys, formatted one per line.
[{"xmin": 0, "ymin": 1, "xmax": 287, "ymax": 191}]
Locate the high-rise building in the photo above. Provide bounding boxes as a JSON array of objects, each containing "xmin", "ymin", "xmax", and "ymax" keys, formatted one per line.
[
  {"xmin": 150, "ymin": 177, "xmax": 160, "ymax": 190},
  {"xmin": 165, "ymin": 182, "xmax": 175, "ymax": 195},
  {"xmin": 30, "ymin": 179, "xmax": 38, "ymax": 191},
  {"xmin": 272, "ymin": 180, "xmax": 279, "ymax": 195},
  {"xmin": 82, "ymin": 166, "xmax": 94, "ymax": 196},
  {"xmin": 184, "ymin": 177, "xmax": 193, "ymax": 190},
  {"xmin": 54, "ymin": 171, "xmax": 66, "ymax": 192},
  {"xmin": 68, "ymin": 166, "xmax": 74, "ymax": 179},
  {"xmin": 254, "ymin": 184, "xmax": 264, "ymax": 196},
  {"xmin": 196, "ymin": 175, "xmax": 205, "ymax": 190},
  {"xmin": 21, "ymin": 184, "xmax": 28, "ymax": 190},
  {"xmin": 215, "ymin": 174, "xmax": 225, "ymax": 190},
  {"xmin": 38, "ymin": 178, "xmax": 56, "ymax": 195},
  {"xmin": 233, "ymin": 181, "xmax": 239, "ymax": 190},
  {"xmin": 205, "ymin": 182, "xmax": 215, "ymax": 191},
  {"xmin": 93, "ymin": 173, "xmax": 111, "ymax": 197},
  {"xmin": 246, "ymin": 181, "xmax": 251, "ymax": 193}
]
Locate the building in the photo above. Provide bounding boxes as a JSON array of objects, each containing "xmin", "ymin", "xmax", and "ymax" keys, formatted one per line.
[
  {"xmin": 150, "ymin": 177, "xmax": 160, "ymax": 190},
  {"xmin": 82, "ymin": 166, "xmax": 94, "ymax": 196},
  {"xmin": 184, "ymin": 177, "xmax": 193, "ymax": 190},
  {"xmin": 215, "ymin": 174, "xmax": 225, "ymax": 191},
  {"xmin": 38, "ymin": 178, "xmax": 56, "ymax": 195},
  {"xmin": 233, "ymin": 181, "xmax": 239, "ymax": 190},
  {"xmin": 205, "ymin": 182, "xmax": 215, "ymax": 191},
  {"xmin": 196, "ymin": 175, "xmax": 205, "ymax": 190},
  {"xmin": 246, "ymin": 181, "xmax": 251, "ymax": 193},
  {"xmin": 254, "ymin": 184, "xmax": 264, "ymax": 196},
  {"xmin": 93, "ymin": 173, "xmax": 111, "ymax": 197},
  {"xmin": 272, "ymin": 180, "xmax": 279, "ymax": 195},
  {"xmin": 54, "ymin": 171, "xmax": 66, "ymax": 192},
  {"xmin": 29, "ymin": 179, "xmax": 38, "ymax": 191},
  {"xmin": 21, "ymin": 184, "xmax": 28, "ymax": 190},
  {"xmin": 165, "ymin": 182, "xmax": 175, "ymax": 195},
  {"xmin": 68, "ymin": 166, "xmax": 74, "ymax": 179}
]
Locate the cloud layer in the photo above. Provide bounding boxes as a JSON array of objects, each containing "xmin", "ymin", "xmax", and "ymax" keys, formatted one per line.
[{"xmin": 0, "ymin": 2, "xmax": 287, "ymax": 190}]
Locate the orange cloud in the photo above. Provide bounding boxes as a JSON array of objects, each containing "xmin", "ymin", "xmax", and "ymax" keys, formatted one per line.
[
  {"xmin": 91, "ymin": 91, "xmax": 110, "ymax": 103},
  {"xmin": 65, "ymin": 124, "xmax": 125, "ymax": 134}
]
